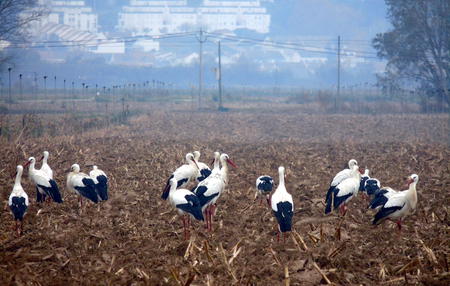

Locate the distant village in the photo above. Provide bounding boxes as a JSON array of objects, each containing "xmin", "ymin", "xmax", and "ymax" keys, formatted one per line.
[{"xmin": 35, "ymin": 0, "xmax": 271, "ymax": 55}]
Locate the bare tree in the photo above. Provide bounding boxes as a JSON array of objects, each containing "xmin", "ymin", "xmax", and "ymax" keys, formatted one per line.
[
  {"xmin": 373, "ymin": 0, "xmax": 449, "ymax": 111},
  {"xmin": 0, "ymin": 0, "xmax": 46, "ymax": 67}
]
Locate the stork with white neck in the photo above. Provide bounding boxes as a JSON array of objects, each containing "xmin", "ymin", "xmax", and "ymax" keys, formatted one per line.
[
  {"xmin": 328, "ymin": 159, "xmax": 358, "ymax": 191},
  {"xmin": 40, "ymin": 151, "xmax": 53, "ymax": 179},
  {"xmin": 26, "ymin": 157, "xmax": 63, "ymax": 204},
  {"xmin": 193, "ymin": 150, "xmax": 212, "ymax": 182},
  {"xmin": 67, "ymin": 164, "xmax": 98, "ymax": 208},
  {"xmin": 193, "ymin": 153, "xmax": 237, "ymax": 231},
  {"xmin": 271, "ymin": 166, "xmax": 294, "ymax": 242},
  {"xmin": 9, "ymin": 165, "xmax": 29, "ymax": 236},
  {"xmin": 325, "ymin": 164, "xmax": 361, "ymax": 215},
  {"xmin": 163, "ymin": 178, "xmax": 204, "ymax": 239},
  {"xmin": 210, "ymin": 151, "xmax": 221, "ymax": 177},
  {"xmin": 162, "ymin": 153, "xmax": 199, "ymax": 200},
  {"xmin": 372, "ymin": 174, "xmax": 419, "ymax": 230}
]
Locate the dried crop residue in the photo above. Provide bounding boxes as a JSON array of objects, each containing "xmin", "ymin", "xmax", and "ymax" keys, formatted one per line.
[{"xmin": 0, "ymin": 106, "xmax": 449, "ymax": 285}]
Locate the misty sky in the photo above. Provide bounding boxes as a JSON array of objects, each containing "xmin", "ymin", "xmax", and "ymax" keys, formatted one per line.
[
  {"xmin": 5, "ymin": 0, "xmax": 393, "ymax": 88},
  {"xmin": 87, "ymin": 0, "xmax": 390, "ymax": 40}
]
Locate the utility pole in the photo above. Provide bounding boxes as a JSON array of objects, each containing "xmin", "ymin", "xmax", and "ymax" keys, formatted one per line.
[
  {"xmin": 336, "ymin": 35, "xmax": 341, "ymax": 113},
  {"xmin": 8, "ymin": 67, "xmax": 12, "ymax": 103},
  {"xmin": 19, "ymin": 74, "xmax": 22, "ymax": 99},
  {"xmin": 196, "ymin": 28, "xmax": 207, "ymax": 109},
  {"xmin": 33, "ymin": 72, "xmax": 37, "ymax": 98},
  {"xmin": 217, "ymin": 40, "xmax": 223, "ymax": 110},
  {"xmin": 43, "ymin": 75, "xmax": 47, "ymax": 97}
]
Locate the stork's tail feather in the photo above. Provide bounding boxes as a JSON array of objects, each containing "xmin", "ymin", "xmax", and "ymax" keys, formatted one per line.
[
  {"xmin": 368, "ymin": 194, "xmax": 387, "ymax": 209},
  {"xmin": 49, "ymin": 180, "xmax": 63, "ymax": 203}
]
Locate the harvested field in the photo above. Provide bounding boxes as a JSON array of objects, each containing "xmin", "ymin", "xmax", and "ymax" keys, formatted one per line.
[{"xmin": 0, "ymin": 103, "xmax": 449, "ymax": 285}]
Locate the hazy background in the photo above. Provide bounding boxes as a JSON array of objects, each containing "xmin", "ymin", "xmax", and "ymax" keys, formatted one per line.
[{"xmin": 2, "ymin": 0, "xmax": 391, "ymax": 89}]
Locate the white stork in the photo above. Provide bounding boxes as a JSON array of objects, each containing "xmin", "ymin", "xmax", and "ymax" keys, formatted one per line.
[
  {"xmin": 163, "ymin": 178, "xmax": 204, "ymax": 239},
  {"xmin": 193, "ymin": 150, "xmax": 212, "ymax": 182},
  {"xmin": 67, "ymin": 164, "xmax": 98, "ymax": 207},
  {"xmin": 255, "ymin": 175, "xmax": 274, "ymax": 206},
  {"xmin": 9, "ymin": 165, "xmax": 29, "ymax": 236},
  {"xmin": 162, "ymin": 153, "xmax": 199, "ymax": 200},
  {"xmin": 89, "ymin": 165, "xmax": 108, "ymax": 201},
  {"xmin": 193, "ymin": 153, "xmax": 237, "ymax": 231},
  {"xmin": 40, "ymin": 151, "xmax": 53, "ymax": 179},
  {"xmin": 271, "ymin": 166, "xmax": 294, "ymax": 242},
  {"xmin": 325, "ymin": 164, "xmax": 361, "ymax": 215},
  {"xmin": 371, "ymin": 174, "xmax": 419, "ymax": 230},
  {"xmin": 26, "ymin": 157, "xmax": 63, "ymax": 204}
]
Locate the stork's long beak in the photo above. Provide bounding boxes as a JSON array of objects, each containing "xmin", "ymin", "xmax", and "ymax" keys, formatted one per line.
[
  {"xmin": 23, "ymin": 160, "xmax": 31, "ymax": 168},
  {"xmin": 226, "ymin": 159, "xmax": 237, "ymax": 168},
  {"xmin": 39, "ymin": 155, "xmax": 44, "ymax": 162},
  {"xmin": 192, "ymin": 159, "xmax": 199, "ymax": 169},
  {"xmin": 10, "ymin": 171, "xmax": 17, "ymax": 179}
]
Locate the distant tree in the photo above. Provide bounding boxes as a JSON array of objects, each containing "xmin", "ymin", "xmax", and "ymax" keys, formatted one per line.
[
  {"xmin": 373, "ymin": 0, "xmax": 449, "ymax": 110},
  {"xmin": 0, "ymin": 0, "xmax": 45, "ymax": 68}
]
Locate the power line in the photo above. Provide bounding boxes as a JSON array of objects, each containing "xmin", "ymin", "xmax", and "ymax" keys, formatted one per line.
[
  {"xmin": 2, "ymin": 32, "xmax": 198, "ymax": 49},
  {"xmin": 1, "ymin": 29, "xmax": 388, "ymax": 61}
]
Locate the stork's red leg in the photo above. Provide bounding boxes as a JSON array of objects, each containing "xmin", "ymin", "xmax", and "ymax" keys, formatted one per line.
[
  {"xmin": 396, "ymin": 220, "xmax": 402, "ymax": 231},
  {"xmin": 208, "ymin": 205, "xmax": 213, "ymax": 232}
]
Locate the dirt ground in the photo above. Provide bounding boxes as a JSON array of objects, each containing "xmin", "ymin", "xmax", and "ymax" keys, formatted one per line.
[{"xmin": 0, "ymin": 104, "xmax": 449, "ymax": 285}]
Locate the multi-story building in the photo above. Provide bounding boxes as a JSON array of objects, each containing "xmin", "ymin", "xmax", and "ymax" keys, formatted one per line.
[
  {"xmin": 38, "ymin": 0, "xmax": 98, "ymax": 33},
  {"xmin": 117, "ymin": 0, "xmax": 271, "ymax": 35},
  {"xmin": 34, "ymin": 1, "xmax": 125, "ymax": 54}
]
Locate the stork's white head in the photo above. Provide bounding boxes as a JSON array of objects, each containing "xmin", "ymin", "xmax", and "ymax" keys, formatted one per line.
[
  {"xmin": 407, "ymin": 174, "xmax": 419, "ymax": 184},
  {"xmin": 70, "ymin": 164, "xmax": 80, "ymax": 173},
  {"xmin": 186, "ymin": 153, "xmax": 199, "ymax": 169},
  {"xmin": 16, "ymin": 165, "xmax": 23, "ymax": 177},
  {"xmin": 25, "ymin": 157, "xmax": 35, "ymax": 168},
  {"xmin": 220, "ymin": 153, "xmax": 237, "ymax": 168},
  {"xmin": 278, "ymin": 166, "xmax": 285, "ymax": 176},
  {"xmin": 211, "ymin": 151, "xmax": 220, "ymax": 166},
  {"xmin": 92, "ymin": 165, "xmax": 98, "ymax": 170},
  {"xmin": 43, "ymin": 151, "xmax": 49, "ymax": 160},
  {"xmin": 348, "ymin": 159, "xmax": 358, "ymax": 169},
  {"xmin": 193, "ymin": 151, "xmax": 201, "ymax": 161}
]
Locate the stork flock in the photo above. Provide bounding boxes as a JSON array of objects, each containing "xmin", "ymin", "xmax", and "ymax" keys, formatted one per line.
[
  {"xmin": 161, "ymin": 152, "xmax": 420, "ymax": 241},
  {"xmin": 8, "ymin": 150, "xmax": 419, "ymax": 240},
  {"xmin": 8, "ymin": 151, "xmax": 108, "ymax": 236}
]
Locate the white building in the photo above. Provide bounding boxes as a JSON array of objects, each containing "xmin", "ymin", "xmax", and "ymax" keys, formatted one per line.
[
  {"xmin": 117, "ymin": 0, "xmax": 271, "ymax": 35},
  {"xmin": 38, "ymin": 0, "xmax": 98, "ymax": 33},
  {"xmin": 34, "ymin": 1, "xmax": 125, "ymax": 54}
]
